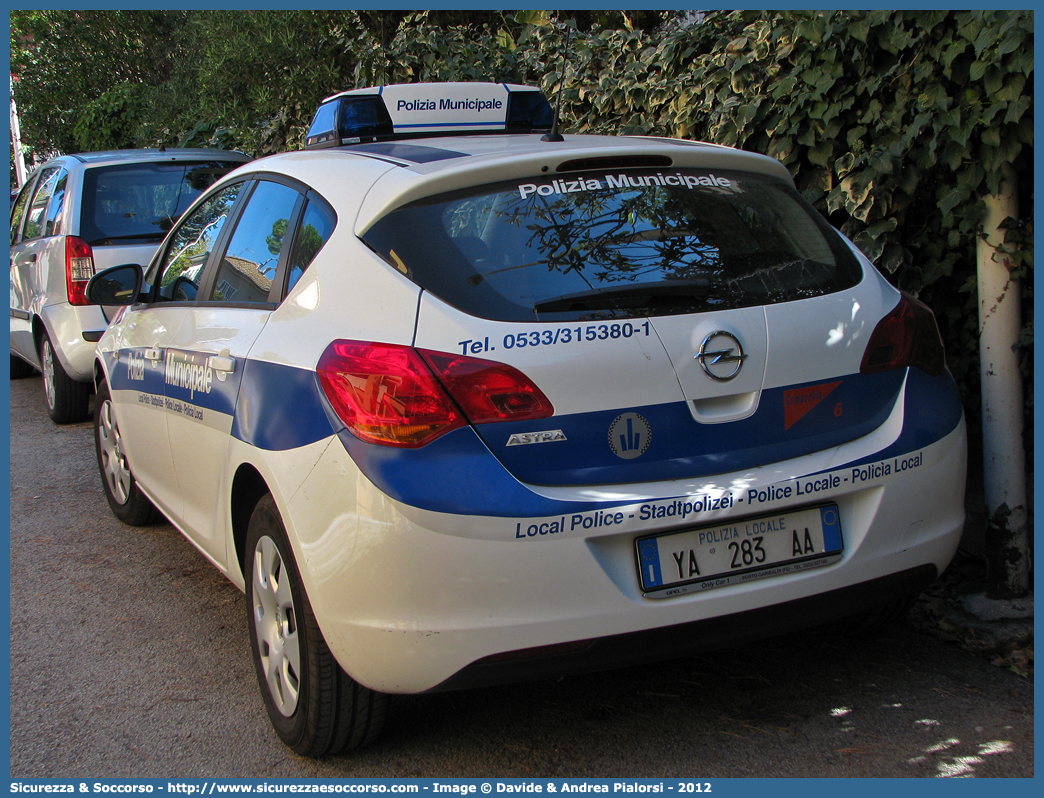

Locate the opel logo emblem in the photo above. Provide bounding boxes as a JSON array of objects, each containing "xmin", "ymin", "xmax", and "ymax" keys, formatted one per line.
[{"xmin": 697, "ymin": 331, "xmax": 748, "ymax": 381}]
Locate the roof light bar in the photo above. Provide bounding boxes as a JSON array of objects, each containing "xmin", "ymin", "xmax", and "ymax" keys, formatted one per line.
[{"xmin": 305, "ymin": 83, "xmax": 554, "ymax": 149}]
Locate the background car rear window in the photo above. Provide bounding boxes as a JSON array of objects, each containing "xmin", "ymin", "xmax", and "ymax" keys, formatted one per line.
[
  {"xmin": 79, "ymin": 161, "xmax": 245, "ymax": 247},
  {"xmin": 362, "ymin": 170, "xmax": 862, "ymax": 322}
]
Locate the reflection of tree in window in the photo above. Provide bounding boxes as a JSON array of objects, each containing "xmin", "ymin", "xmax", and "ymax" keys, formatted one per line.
[
  {"xmin": 293, "ymin": 224, "xmax": 325, "ymax": 267},
  {"xmin": 483, "ymin": 182, "xmax": 834, "ymax": 307},
  {"xmin": 267, "ymin": 218, "xmax": 288, "ymax": 258},
  {"xmin": 360, "ymin": 174, "xmax": 860, "ymax": 322},
  {"xmin": 163, "ymin": 215, "xmax": 227, "ymax": 287},
  {"xmin": 500, "ymin": 187, "xmax": 725, "ymax": 284},
  {"xmin": 161, "ymin": 185, "xmax": 240, "ymax": 287},
  {"xmin": 263, "ymin": 217, "xmax": 319, "ymax": 276},
  {"xmin": 286, "ymin": 202, "xmax": 334, "ymax": 293}
]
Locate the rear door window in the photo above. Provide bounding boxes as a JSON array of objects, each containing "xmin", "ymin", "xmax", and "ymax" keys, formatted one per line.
[
  {"xmin": 362, "ymin": 169, "xmax": 862, "ymax": 322},
  {"xmin": 10, "ymin": 177, "xmax": 37, "ymax": 245},
  {"xmin": 21, "ymin": 167, "xmax": 61, "ymax": 241},
  {"xmin": 79, "ymin": 160, "xmax": 245, "ymax": 247},
  {"xmin": 206, "ymin": 179, "xmax": 302, "ymax": 304},
  {"xmin": 286, "ymin": 200, "xmax": 335, "ymax": 293}
]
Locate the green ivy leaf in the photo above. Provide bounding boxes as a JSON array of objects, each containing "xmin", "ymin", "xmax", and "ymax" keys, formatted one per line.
[
  {"xmin": 938, "ymin": 187, "xmax": 967, "ymax": 217},
  {"xmin": 969, "ymin": 59, "xmax": 990, "ymax": 81}
]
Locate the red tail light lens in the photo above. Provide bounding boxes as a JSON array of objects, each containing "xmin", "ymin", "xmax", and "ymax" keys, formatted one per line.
[
  {"xmin": 317, "ymin": 341, "xmax": 465, "ymax": 448},
  {"xmin": 860, "ymin": 294, "xmax": 945, "ymax": 376},
  {"xmin": 419, "ymin": 350, "xmax": 555, "ymax": 424},
  {"xmin": 317, "ymin": 341, "xmax": 555, "ymax": 448},
  {"xmin": 65, "ymin": 236, "xmax": 95, "ymax": 306}
]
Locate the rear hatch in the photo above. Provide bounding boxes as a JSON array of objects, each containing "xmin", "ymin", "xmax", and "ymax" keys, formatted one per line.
[
  {"xmin": 79, "ymin": 158, "xmax": 250, "ymax": 271},
  {"xmin": 363, "ymin": 162, "xmax": 903, "ymax": 487}
]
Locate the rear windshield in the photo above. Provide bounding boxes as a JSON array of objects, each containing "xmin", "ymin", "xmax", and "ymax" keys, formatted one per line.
[
  {"xmin": 79, "ymin": 161, "xmax": 244, "ymax": 246},
  {"xmin": 362, "ymin": 169, "xmax": 863, "ymax": 322}
]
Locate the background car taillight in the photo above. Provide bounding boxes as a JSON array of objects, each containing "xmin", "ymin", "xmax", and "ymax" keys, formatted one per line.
[
  {"xmin": 317, "ymin": 341, "xmax": 553, "ymax": 448},
  {"xmin": 419, "ymin": 349, "xmax": 554, "ymax": 424},
  {"xmin": 65, "ymin": 236, "xmax": 96, "ymax": 306},
  {"xmin": 860, "ymin": 294, "xmax": 945, "ymax": 376}
]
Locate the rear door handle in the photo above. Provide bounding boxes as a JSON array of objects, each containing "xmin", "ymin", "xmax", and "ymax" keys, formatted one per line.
[{"xmin": 144, "ymin": 348, "xmax": 163, "ymax": 361}]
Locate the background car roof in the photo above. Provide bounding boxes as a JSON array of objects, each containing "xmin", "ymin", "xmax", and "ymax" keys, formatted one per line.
[{"xmin": 62, "ymin": 148, "xmax": 251, "ymax": 165}]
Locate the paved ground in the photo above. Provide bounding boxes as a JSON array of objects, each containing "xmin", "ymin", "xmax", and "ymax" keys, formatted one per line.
[{"xmin": 7, "ymin": 375, "xmax": 1034, "ymax": 778}]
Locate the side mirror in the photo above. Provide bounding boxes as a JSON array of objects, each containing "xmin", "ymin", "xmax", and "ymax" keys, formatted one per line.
[
  {"xmin": 86, "ymin": 264, "xmax": 144, "ymax": 306},
  {"xmin": 170, "ymin": 274, "xmax": 198, "ymax": 302}
]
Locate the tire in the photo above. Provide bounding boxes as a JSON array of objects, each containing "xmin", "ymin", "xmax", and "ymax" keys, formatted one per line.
[
  {"xmin": 40, "ymin": 332, "xmax": 91, "ymax": 423},
  {"xmin": 94, "ymin": 379, "xmax": 159, "ymax": 526},
  {"xmin": 10, "ymin": 354, "xmax": 35, "ymax": 379},
  {"xmin": 246, "ymin": 494, "xmax": 388, "ymax": 756}
]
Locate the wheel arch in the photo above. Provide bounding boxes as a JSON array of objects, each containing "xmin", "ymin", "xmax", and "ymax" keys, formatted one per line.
[
  {"xmin": 231, "ymin": 463, "xmax": 273, "ymax": 580},
  {"xmin": 93, "ymin": 357, "xmax": 108, "ymax": 392},
  {"xmin": 31, "ymin": 315, "xmax": 48, "ymax": 355}
]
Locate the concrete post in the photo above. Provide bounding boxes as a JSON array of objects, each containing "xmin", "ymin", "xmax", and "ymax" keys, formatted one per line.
[{"xmin": 976, "ymin": 162, "xmax": 1030, "ymax": 600}]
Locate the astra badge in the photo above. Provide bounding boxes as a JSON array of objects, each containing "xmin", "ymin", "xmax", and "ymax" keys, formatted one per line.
[
  {"xmin": 506, "ymin": 430, "xmax": 567, "ymax": 446},
  {"xmin": 696, "ymin": 331, "xmax": 748, "ymax": 382}
]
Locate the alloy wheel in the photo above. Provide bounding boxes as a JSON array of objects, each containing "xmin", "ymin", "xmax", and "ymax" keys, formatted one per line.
[
  {"xmin": 252, "ymin": 535, "xmax": 302, "ymax": 717},
  {"xmin": 97, "ymin": 399, "xmax": 132, "ymax": 505},
  {"xmin": 41, "ymin": 339, "xmax": 56, "ymax": 411}
]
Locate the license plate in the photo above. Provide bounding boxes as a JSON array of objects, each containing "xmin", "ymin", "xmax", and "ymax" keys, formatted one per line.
[{"xmin": 635, "ymin": 504, "xmax": 843, "ymax": 597}]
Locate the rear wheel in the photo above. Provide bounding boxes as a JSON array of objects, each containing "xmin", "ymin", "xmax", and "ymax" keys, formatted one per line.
[
  {"xmin": 10, "ymin": 354, "xmax": 35, "ymax": 379},
  {"xmin": 246, "ymin": 494, "xmax": 387, "ymax": 756},
  {"xmin": 95, "ymin": 379, "xmax": 158, "ymax": 526},
  {"xmin": 40, "ymin": 332, "xmax": 90, "ymax": 423}
]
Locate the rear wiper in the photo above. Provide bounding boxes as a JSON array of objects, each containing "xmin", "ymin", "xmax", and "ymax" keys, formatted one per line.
[{"xmin": 534, "ymin": 279, "xmax": 711, "ymax": 313}]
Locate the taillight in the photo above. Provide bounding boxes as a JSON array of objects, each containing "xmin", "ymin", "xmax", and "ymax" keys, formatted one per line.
[
  {"xmin": 65, "ymin": 236, "xmax": 95, "ymax": 306},
  {"xmin": 419, "ymin": 350, "xmax": 554, "ymax": 424},
  {"xmin": 317, "ymin": 340, "xmax": 554, "ymax": 448},
  {"xmin": 860, "ymin": 294, "xmax": 945, "ymax": 376},
  {"xmin": 317, "ymin": 341, "xmax": 466, "ymax": 447}
]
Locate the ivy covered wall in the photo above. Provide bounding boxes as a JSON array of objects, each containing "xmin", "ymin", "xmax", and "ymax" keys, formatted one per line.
[{"xmin": 12, "ymin": 9, "xmax": 1034, "ymax": 467}]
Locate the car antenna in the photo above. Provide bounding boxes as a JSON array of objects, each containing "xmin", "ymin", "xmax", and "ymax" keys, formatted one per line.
[{"xmin": 541, "ymin": 23, "xmax": 572, "ymax": 143}]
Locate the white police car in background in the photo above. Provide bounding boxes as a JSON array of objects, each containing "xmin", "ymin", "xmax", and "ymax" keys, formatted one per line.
[
  {"xmin": 85, "ymin": 83, "xmax": 967, "ymax": 756},
  {"xmin": 9, "ymin": 148, "xmax": 251, "ymax": 422}
]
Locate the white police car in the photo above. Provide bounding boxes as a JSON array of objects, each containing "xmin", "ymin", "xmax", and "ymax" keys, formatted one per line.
[{"xmin": 86, "ymin": 83, "xmax": 967, "ymax": 756}]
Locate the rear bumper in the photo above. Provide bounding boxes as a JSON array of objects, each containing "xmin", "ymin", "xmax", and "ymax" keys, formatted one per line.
[
  {"xmin": 280, "ymin": 404, "xmax": 965, "ymax": 694},
  {"xmin": 428, "ymin": 564, "xmax": 937, "ymax": 692}
]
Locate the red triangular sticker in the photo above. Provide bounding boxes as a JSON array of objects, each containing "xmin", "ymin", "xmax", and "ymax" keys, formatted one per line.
[{"xmin": 784, "ymin": 381, "xmax": 841, "ymax": 430}]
